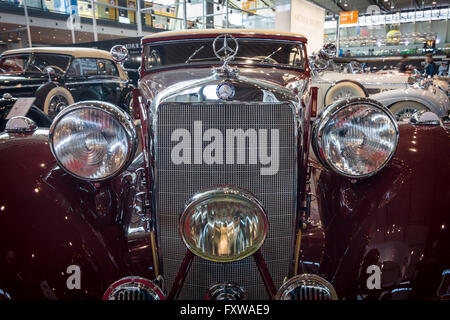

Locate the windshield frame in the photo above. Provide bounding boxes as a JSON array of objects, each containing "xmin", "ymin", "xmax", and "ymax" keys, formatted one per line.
[
  {"xmin": 143, "ymin": 38, "xmax": 308, "ymax": 73},
  {"xmin": 0, "ymin": 52, "xmax": 73, "ymax": 76},
  {"xmin": 26, "ymin": 53, "xmax": 73, "ymax": 75}
]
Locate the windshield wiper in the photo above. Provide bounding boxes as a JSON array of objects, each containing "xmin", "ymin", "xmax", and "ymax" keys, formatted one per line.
[
  {"xmin": 185, "ymin": 45, "xmax": 205, "ymax": 64},
  {"xmin": 263, "ymin": 47, "xmax": 283, "ymax": 62}
]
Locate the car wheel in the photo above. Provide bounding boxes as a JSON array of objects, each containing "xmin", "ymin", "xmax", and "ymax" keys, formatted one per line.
[
  {"xmin": 389, "ymin": 101, "xmax": 429, "ymax": 121},
  {"xmin": 43, "ymin": 87, "xmax": 74, "ymax": 119},
  {"xmin": 325, "ymin": 81, "xmax": 367, "ymax": 106}
]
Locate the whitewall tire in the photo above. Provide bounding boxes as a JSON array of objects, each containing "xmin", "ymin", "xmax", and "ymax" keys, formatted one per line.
[
  {"xmin": 389, "ymin": 101, "xmax": 429, "ymax": 121},
  {"xmin": 43, "ymin": 87, "xmax": 74, "ymax": 119},
  {"xmin": 325, "ymin": 81, "xmax": 367, "ymax": 106}
]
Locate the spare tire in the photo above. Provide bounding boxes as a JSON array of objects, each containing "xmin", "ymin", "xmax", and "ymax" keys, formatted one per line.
[
  {"xmin": 43, "ymin": 86, "xmax": 74, "ymax": 119},
  {"xmin": 324, "ymin": 81, "xmax": 367, "ymax": 106},
  {"xmin": 389, "ymin": 101, "xmax": 429, "ymax": 121}
]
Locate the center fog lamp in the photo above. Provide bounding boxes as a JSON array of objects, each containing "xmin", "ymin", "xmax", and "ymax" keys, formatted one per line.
[
  {"xmin": 179, "ymin": 186, "xmax": 268, "ymax": 263},
  {"xmin": 312, "ymin": 97, "xmax": 398, "ymax": 178},
  {"xmin": 49, "ymin": 101, "xmax": 137, "ymax": 181}
]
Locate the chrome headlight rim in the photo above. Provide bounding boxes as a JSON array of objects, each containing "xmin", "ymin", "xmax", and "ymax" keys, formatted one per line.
[
  {"xmin": 49, "ymin": 100, "xmax": 137, "ymax": 182},
  {"xmin": 312, "ymin": 97, "xmax": 399, "ymax": 179},
  {"xmin": 275, "ymin": 274, "xmax": 338, "ymax": 300},
  {"xmin": 102, "ymin": 276, "xmax": 166, "ymax": 300},
  {"xmin": 179, "ymin": 185, "xmax": 268, "ymax": 263}
]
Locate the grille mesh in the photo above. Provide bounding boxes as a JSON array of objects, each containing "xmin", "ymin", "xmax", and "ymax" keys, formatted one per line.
[{"xmin": 155, "ymin": 102, "xmax": 297, "ymax": 299}]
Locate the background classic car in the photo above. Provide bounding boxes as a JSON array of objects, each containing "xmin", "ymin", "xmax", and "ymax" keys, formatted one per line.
[
  {"xmin": 310, "ymin": 46, "xmax": 410, "ymax": 110},
  {"xmin": 0, "ymin": 47, "xmax": 134, "ymax": 119},
  {"xmin": 371, "ymin": 80, "xmax": 450, "ymax": 120},
  {"xmin": 311, "ymin": 48, "xmax": 449, "ymax": 121},
  {"xmin": 0, "ymin": 30, "xmax": 448, "ymax": 300}
]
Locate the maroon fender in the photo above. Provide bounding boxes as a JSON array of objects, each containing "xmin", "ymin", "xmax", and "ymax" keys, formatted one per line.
[
  {"xmin": 0, "ymin": 130, "xmax": 151, "ymax": 299},
  {"xmin": 315, "ymin": 123, "xmax": 450, "ymax": 299}
]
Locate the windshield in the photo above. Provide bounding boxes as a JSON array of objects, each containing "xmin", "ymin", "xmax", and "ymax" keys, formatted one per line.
[
  {"xmin": 27, "ymin": 54, "xmax": 71, "ymax": 74},
  {"xmin": 0, "ymin": 53, "xmax": 71, "ymax": 75},
  {"xmin": 144, "ymin": 39, "xmax": 306, "ymax": 71},
  {"xmin": 0, "ymin": 54, "xmax": 30, "ymax": 74}
]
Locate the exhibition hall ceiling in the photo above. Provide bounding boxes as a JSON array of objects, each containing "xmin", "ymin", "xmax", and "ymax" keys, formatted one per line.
[{"xmin": 311, "ymin": 0, "xmax": 449, "ymax": 15}]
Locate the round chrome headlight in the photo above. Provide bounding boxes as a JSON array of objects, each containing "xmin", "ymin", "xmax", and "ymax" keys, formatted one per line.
[
  {"xmin": 313, "ymin": 97, "xmax": 398, "ymax": 178},
  {"xmin": 180, "ymin": 186, "xmax": 268, "ymax": 263},
  {"xmin": 275, "ymin": 274, "xmax": 338, "ymax": 300},
  {"xmin": 49, "ymin": 101, "xmax": 137, "ymax": 181},
  {"xmin": 103, "ymin": 276, "xmax": 165, "ymax": 300}
]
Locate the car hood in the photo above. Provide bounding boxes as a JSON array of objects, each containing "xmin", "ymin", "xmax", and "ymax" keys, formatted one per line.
[{"xmin": 139, "ymin": 66, "xmax": 309, "ymax": 100}]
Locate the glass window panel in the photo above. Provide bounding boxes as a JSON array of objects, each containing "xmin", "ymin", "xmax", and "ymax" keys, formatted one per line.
[
  {"xmin": 68, "ymin": 58, "xmax": 98, "ymax": 77},
  {"xmin": 0, "ymin": 54, "xmax": 30, "ymax": 74},
  {"xmin": 98, "ymin": 59, "xmax": 119, "ymax": 76}
]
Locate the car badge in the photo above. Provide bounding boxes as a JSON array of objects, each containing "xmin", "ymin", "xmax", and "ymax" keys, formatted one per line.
[
  {"xmin": 216, "ymin": 82, "xmax": 235, "ymax": 101},
  {"xmin": 213, "ymin": 34, "xmax": 239, "ymax": 63}
]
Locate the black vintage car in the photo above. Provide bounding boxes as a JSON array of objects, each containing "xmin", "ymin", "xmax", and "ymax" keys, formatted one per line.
[{"xmin": 0, "ymin": 47, "xmax": 134, "ymax": 119}]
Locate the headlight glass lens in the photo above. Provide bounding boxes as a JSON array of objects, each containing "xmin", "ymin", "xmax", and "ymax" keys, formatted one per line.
[
  {"xmin": 315, "ymin": 100, "xmax": 398, "ymax": 177},
  {"xmin": 50, "ymin": 103, "xmax": 135, "ymax": 181},
  {"xmin": 180, "ymin": 187, "xmax": 268, "ymax": 263}
]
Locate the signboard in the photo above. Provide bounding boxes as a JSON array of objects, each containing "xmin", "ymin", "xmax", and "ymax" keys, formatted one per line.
[
  {"xmin": 243, "ymin": 0, "xmax": 257, "ymax": 13},
  {"xmin": 6, "ymin": 98, "xmax": 35, "ymax": 120},
  {"xmin": 290, "ymin": 0, "xmax": 325, "ymax": 54},
  {"xmin": 153, "ymin": 3, "xmax": 176, "ymax": 17},
  {"xmin": 339, "ymin": 11, "xmax": 358, "ymax": 24}
]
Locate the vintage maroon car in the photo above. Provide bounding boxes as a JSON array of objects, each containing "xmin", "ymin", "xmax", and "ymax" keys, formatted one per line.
[{"xmin": 0, "ymin": 29, "xmax": 449, "ymax": 300}]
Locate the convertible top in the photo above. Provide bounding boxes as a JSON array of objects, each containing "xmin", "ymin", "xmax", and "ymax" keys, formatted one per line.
[
  {"xmin": 1, "ymin": 47, "xmax": 113, "ymax": 60},
  {"xmin": 143, "ymin": 29, "xmax": 307, "ymax": 42}
]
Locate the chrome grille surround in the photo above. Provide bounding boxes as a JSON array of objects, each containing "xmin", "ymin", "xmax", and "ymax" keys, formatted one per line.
[
  {"xmin": 154, "ymin": 102, "xmax": 298, "ymax": 299},
  {"xmin": 275, "ymin": 274, "xmax": 338, "ymax": 300},
  {"xmin": 103, "ymin": 276, "xmax": 165, "ymax": 300},
  {"xmin": 207, "ymin": 282, "xmax": 248, "ymax": 300}
]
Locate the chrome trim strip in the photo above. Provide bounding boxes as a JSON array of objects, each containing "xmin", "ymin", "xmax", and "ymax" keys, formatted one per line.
[
  {"xmin": 65, "ymin": 79, "xmax": 128, "ymax": 86},
  {"xmin": 0, "ymin": 84, "xmax": 41, "ymax": 89}
]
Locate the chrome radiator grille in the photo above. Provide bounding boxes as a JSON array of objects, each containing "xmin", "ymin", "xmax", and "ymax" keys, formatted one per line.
[{"xmin": 155, "ymin": 102, "xmax": 297, "ymax": 299}]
